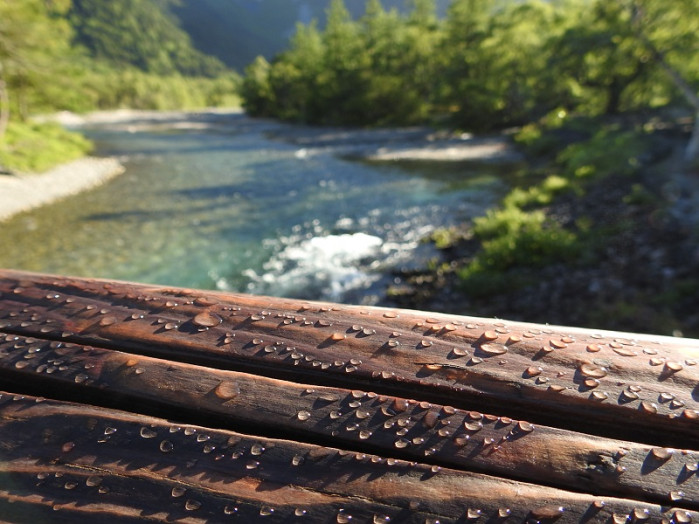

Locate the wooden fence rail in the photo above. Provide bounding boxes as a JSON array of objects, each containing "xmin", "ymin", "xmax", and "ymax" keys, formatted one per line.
[{"xmin": 0, "ymin": 269, "xmax": 697, "ymax": 523}]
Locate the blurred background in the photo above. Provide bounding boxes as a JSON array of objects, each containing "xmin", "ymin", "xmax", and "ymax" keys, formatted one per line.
[{"xmin": 0, "ymin": 0, "xmax": 697, "ymax": 337}]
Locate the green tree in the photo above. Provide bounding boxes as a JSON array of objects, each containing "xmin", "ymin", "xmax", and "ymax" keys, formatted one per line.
[
  {"xmin": 620, "ymin": 0, "xmax": 699, "ymax": 162},
  {"xmin": 0, "ymin": 0, "xmax": 74, "ymax": 138},
  {"xmin": 69, "ymin": 0, "xmax": 225, "ymax": 77}
]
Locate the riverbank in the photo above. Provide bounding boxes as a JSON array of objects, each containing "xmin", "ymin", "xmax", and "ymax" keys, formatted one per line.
[{"xmin": 0, "ymin": 157, "xmax": 124, "ymax": 222}]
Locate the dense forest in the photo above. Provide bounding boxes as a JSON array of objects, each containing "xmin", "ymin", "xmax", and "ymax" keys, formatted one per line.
[{"xmin": 242, "ymin": 0, "xmax": 698, "ymax": 137}]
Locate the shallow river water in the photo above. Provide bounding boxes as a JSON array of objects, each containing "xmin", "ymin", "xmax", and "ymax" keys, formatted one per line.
[{"xmin": 0, "ymin": 112, "xmax": 511, "ymax": 304}]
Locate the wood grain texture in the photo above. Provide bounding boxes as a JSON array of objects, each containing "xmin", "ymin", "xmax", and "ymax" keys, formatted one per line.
[{"xmin": 0, "ymin": 269, "xmax": 697, "ymax": 523}]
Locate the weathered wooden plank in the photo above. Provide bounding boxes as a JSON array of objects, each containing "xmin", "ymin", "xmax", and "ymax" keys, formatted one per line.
[
  {"xmin": 0, "ymin": 394, "xmax": 695, "ymax": 524},
  {"xmin": 0, "ymin": 331, "xmax": 696, "ymax": 509},
  {"xmin": 0, "ymin": 269, "xmax": 696, "ymax": 446},
  {"xmin": 0, "ymin": 269, "xmax": 698, "ymax": 522}
]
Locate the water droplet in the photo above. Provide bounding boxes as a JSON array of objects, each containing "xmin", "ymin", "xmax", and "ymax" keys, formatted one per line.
[
  {"xmin": 295, "ymin": 508, "xmax": 309, "ymax": 517},
  {"xmin": 330, "ymin": 332, "xmax": 346, "ymax": 342},
  {"xmin": 632, "ymin": 508, "xmax": 650, "ymax": 521},
  {"xmin": 86, "ymin": 476, "xmax": 102, "ymax": 487},
  {"xmin": 549, "ymin": 339, "xmax": 567, "ymax": 349},
  {"xmin": 394, "ymin": 438, "xmax": 410, "ymax": 449},
  {"xmin": 640, "ymin": 401, "xmax": 657, "ymax": 414},
  {"xmin": 591, "ymin": 391, "xmax": 608, "ymax": 401},
  {"xmin": 291, "ymin": 454, "xmax": 305, "ymax": 466},
  {"xmin": 579, "ymin": 362, "xmax": 608, "ymax": 378},
  {"xmin": 160, "ymin": 440, "xmax": 174, "ymax": 453},
  {"xmin": 498, "ymin": 508, "xmax": 511, "ymax": 518},
  {"xmin": 611, "ymin": 513, "xmax": 628, "ymax": 524},
  {"xmin": 621, "ymin": 388, "xmax": 639, "ymax": 401},
  {"xmin": 670, "ymin": 490, "xmax": 685, "ymax": 501},
  {"xmin": 171, "ymin": 486, "xmax": 186, "ymax": 497},
  {"xmin": 140, "ymin": 427, "xmax": 157, "ymax": 439},
  {"xmin": 74, "ymin": 373, "xmax": 89, "ymax": 384},
  {"xmin": 214, "ymin": 381, "xmax": 240, "ymax": 400},
  {"xmin": 246, "ymin": 460, "xmax": 260, "ymax": 470},
  {"xmin": 193, "ymin": 311, "xmax": 222, "ymax": 328},
  {"xmin": 224, "ymin": 505, "xmax": 238, "ymax": 515},
  {"xmin": 64, "ymin": 481, "xmax": 78, "ymax": 490},
  {"xmin": 99, "ymin": 316, "xmax": 117, "ymax": 327},
  {"xmin": 185, "ymin": 499, "xmax": 201, "ymax": 511},
  {"xmin": 251, "ymin": 443, "xmax": 265, "ymax": 455},
  {"xmin": 337, "ymin": 509, "xmax": 353, "ymax": 522},
  {"xmin": 664, "ymin": 361, "xmax": 683, "ymax": 373},
  {"xmin": 383, "ymin": 312, "xmax": 398, "ymax": 318},
  {"xmin": 479, "ymin": 343, "xmax": 507, "ymax": 355},
  {"xmin": 482, "ymin": 331, "xmax": 498, "ymax": 341},
  {"xmin": 196, "ymin": 433, "xmax": 210, "ymax": 442},
  {"xmin": 466, "ymin": 508, "xmax": 481, "ymax": 520},
  {"xmin": 586, "ymin": 344, "xmax": 601, "ymax": 352},
  {"xmin": 525, "ymin": 366, "xmax": 542, "ymax": 377},
  {"xmin": 674, "ymin": 511, "xmax": 693, "ymax": 523},
  {"xmin": 517, "ymin": 421, "xmax": 535, "ymax": 433},
  {"xmin": 464, "ymin": 421, "xmax": 483, "ymax": 432},
  {"xmin": 14, "ymin": 360, "xmax": 29, "ymax": 369},
  {"xmin": 373, "ymin": 515, "xmax": 391, "ymax": 523},
  {"xmin": 297, "ymin": 410, "xmax": 311, "ymax": 421},
  {"xmin": 61, "ymin": 442, "xmax": 75, "ymax": 453},
  {"xmin": 355, "ymin": 408, "xmax": 372, "ymax": 420}
]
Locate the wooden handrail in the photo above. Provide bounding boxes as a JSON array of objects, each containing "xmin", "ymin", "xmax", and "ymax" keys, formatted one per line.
[{"xmin": 0, "ymin": 269, "xmax": 697, "ymax": 522}]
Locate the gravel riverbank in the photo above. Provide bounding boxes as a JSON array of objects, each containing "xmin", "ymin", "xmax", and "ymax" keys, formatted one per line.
[{"xmin": 0, "ymin": 157, "xmax": 124, "ymax": 222}]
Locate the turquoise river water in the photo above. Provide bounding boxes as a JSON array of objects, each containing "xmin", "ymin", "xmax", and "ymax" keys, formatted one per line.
[{"xmin": 0, "ymin": 112, "xmax": 511, "ymax": 305}]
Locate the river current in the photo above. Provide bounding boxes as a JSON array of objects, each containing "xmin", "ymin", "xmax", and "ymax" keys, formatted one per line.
[{"xmin": 0, "ymin": 112, "xmax": 509, "ymax": 305}]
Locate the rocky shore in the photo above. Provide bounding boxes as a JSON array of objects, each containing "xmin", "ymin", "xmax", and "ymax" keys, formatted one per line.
[{"xmin": 0, "ymin": 157, "xmax": 124, "ymax": 222}]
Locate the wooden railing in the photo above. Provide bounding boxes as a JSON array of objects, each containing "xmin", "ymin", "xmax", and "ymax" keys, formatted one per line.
[{"xmin": 0, "ymin": 269, "xmax": 697, "ymax": 522}]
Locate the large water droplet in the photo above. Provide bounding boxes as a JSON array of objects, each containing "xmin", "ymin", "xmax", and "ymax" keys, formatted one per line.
[
  {"xmin": 171, "ymin": 486, "xmax": 186, "ymax": 498},
  {"xmin": 160, "ymin": 440, "xmax": 174, "ymax": 453},
  {"xmin": 297, "ymin": 410, "xmax": 311, "ymax": 421},
  {"xmin": 193, "ymin": 311, "xmax": 222, "ymax": 328},
  {"xmin": 479, "ymin": 343, "xmax": 508, "ymax": 356},
  {"xmin": 578, "ymin": 363, "xmax": 608, "ymax": 378},
  {"xmin": 185, "ymin": 499, "xmax": 201, "ymax": 511},
  {"xmin": 214, "ymin": 381, "xmax": 240, "ymax": 400},
  {"xmin": 140, "ymin": 427, "xmax": 157, "ymax": 439}
]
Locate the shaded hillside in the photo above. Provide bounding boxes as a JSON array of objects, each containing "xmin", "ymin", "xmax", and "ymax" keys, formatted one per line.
[{"xmin": 172, "ymin": 0, "xmax": 450, "ymax": 72}]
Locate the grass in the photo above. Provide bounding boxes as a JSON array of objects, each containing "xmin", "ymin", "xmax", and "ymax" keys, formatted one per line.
[{"xmin": 0, "ymin": 121, "xmax": 92, "ymax": 173}]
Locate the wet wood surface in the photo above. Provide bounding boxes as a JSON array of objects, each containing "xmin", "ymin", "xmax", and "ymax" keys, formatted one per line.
[{"xmin": 0, "ymin": 269, "xmax": 697, "ymax": 523}]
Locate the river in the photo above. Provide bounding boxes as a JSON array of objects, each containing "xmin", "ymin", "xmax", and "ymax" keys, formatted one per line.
[{"xmin": 0, "ymin": 111, "xmax": 512, "ymax": 305}]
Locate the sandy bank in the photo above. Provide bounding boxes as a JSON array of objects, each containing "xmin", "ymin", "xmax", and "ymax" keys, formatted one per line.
[{"xmin": 0, "ymin": 157, "xmax": 124, "ymax": 222}]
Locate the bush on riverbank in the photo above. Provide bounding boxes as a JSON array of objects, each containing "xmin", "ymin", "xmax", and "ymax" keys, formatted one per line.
[
  {"xmin": 390, "ymin": 114, "xmax": 699, "ymax": 337},
  {"xmin": 0, "ymin": 122, "xmax": 92, "ymax": 173}
]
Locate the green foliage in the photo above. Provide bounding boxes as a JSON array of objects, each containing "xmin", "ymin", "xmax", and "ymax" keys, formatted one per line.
[
  {"xmin": 457, "ymin": 206, "xmax": 580, "ymax": 296},
  {"xmin": 502, "ymin": 175, "xmax": 573, "ymax": 208},
  {"xmin": 241, "ymin": 0, "xmax": 697, "ymax": 132},
  {"xmin": 557, "ymin": 126, "xmax": 648, "ymax": 178},
  {"xmin": 0, "ymin": 121, "xmax": 91, "ymax": 173},
  {"xmin": 429, "ymin": 226, "xmax": 460, "ymax": 249},
  {"xmin": 69, "ymin": 0, "xmax": 226, "ymax": 77},
  {"xmin": 71, "ymin": 66, "xmax": 241, "ymax": 111}
]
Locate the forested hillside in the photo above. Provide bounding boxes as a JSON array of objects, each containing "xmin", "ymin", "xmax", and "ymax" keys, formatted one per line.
[{"xmin": 172, "ymin": 0, "xmax": 451, "ymax": 72}]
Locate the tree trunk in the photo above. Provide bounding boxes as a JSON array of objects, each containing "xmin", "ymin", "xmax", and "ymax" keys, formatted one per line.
[
  {"xmin": 686, "ymin": 111, "xmax": 699, "ymax": 164},
  {"xmin": 0, "ymin": 78, "xmax": 9, "ymax": 141}
]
